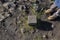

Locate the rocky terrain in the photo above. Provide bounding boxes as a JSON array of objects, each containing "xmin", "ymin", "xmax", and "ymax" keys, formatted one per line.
[{"xmin": 0, "ymin": 0, "xmax": 60, "ymax": 40}]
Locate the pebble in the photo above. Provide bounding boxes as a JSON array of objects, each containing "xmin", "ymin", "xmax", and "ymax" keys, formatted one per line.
[
  {"xmin": 5, "ymin": 30, "xmax": 8, "ymax": 32},
  {"xmin": 20, "ymin": 28, "xmax": 25, "ymax": 34},
  {"xmin": 0, "ymin": 14, "xmax": 5, "ymax": 21},
  {"xmin": 3, "ymin": 2, "xmax": 9, "ymax": 9},
  {"xmin": 43, "ymin": 34, "xmax": 46, "ymax": 38},
  {"xmin": 51, "ymin": 24, "xmax": 55, "ymax": 28}
]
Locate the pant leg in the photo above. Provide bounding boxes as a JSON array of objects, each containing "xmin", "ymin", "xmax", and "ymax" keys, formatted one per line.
[
  {"xmin": 50, "ymin": 3, "xmax": 57, "ymax": 10},
  {"xmin": 52, "ymin": 9, "xmax": 60, "ymax": 17}
]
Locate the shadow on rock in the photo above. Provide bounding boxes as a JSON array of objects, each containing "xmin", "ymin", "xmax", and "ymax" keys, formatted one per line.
[
  {"xmin": 52, "ymin": 16, "xmax": 60, "ymax": 21},
  {"xmin": 30, "ymin": 19, "xmax": 53, "ymax": 31},
  {"xmin": 37, "ymin": 19, "xmax": 53, "ymax": 31}
]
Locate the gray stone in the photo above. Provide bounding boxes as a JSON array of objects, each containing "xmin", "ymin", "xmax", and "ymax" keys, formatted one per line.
[
  {"xmin": 3, "ymin": 2, "xmax": 9, "ymax": 9},
  {"xmin": 28, "ymin": 15, "xmax": 37, "ymax": 25},
  {"xmin": 0, "ymin": 14, "xmax": 4, "ymax": 21}
]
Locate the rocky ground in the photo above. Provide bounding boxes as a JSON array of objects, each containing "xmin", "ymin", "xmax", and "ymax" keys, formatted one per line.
[{"xmin": 0, "ymin": 0, "xmax": 60, "ymax": 40}]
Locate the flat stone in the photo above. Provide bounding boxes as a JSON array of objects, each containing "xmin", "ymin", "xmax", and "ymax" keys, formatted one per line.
[{"xmin": 28, "ymin": 15, "xmax": 37, "ymax": 24}]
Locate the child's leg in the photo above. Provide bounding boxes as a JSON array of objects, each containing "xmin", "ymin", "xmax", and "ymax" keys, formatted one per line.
[
  {"xmin": 52, "ymin": 9, "xmax": 60, "ymax": 17},
  {"xmin": 48, "ymin": 9, "xmax": 60, "ymax": 20},
  {"xmin": 50, "ymin": 3, "xmax": 57, "ymax": 10},
  {"xmin": 45, "ymin": 3, "xmax": 57, "ymax": 14}
]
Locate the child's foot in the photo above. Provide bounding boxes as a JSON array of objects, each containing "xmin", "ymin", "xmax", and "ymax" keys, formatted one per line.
[
  {"xmin": 48, "ymin": 15, "xmax": 56, "ymax": 20},
  {"xmin": 45, "ymin": 9, "xmax": 51, "ymax": 14}
]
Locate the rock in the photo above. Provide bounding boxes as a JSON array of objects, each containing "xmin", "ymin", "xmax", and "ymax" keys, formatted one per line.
[
  {"xmin": 8, "ymin": 0, "xmax": 15, "ymax": 2},
  {"xmin": 30, "ymin": 30, "xmax": 35, "ymax": 34},
  {"xmin": 51, "ymin": 24, "xmax": 55, "ymax": 28},
  {"xmin": 18, "ymin": 5, "xmax": 25, "ymax": 11},
  {"xmin": 28, "ymin": 15, "xmax": 37, "ymax": 25},
  {"xmin": 5, "ymin": 30, "xmax": 7, "ymax": 32},
  {"xmin": 29, "ymin": 0, "xmax": 36, "ymax": 2},
  {"xmin": 3, "ymin": 2, "xmax": 9, "ymax": 9},
  {"xmin": 51, "ymin": 39, "xmax": 54, "ymax": 40},
  {"xmin": 0, "ymin": 14, "xmax": 4, "ymax": 21},
  {"xmin": 48, "ymin": 31, "xmax": 53, "ymax": 37},
  {"xmin": 17, "ymin": 21, "xmax": 21, "ymax": 24},
  {"xmin": 43, "ymin": 34, "xmax": 46, "ymax": 38},
  {"xmin": 8, "ymin": 2, "xmax": 15, "ymax": 9},
  {"xmin": 20, "ymin": 28, "xmax": 25, "ymax": 34},
  {"xmin": 3, "ymin": 2, "xmax": 15, "ymax": 9},
  {"xmin": 0, "ymin": 0, "xmax": 8, "ymax": 3},
  {"xmin": 9, "ymin": 8, "xmax": 14, "ymax": 13},
  {"xmin": 42, "ymin": 34, "xmax": 49, "ymax": 39},
  {"xmin": 4, "ymin": 13, "xmax": 10, "ymax": 17}
]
